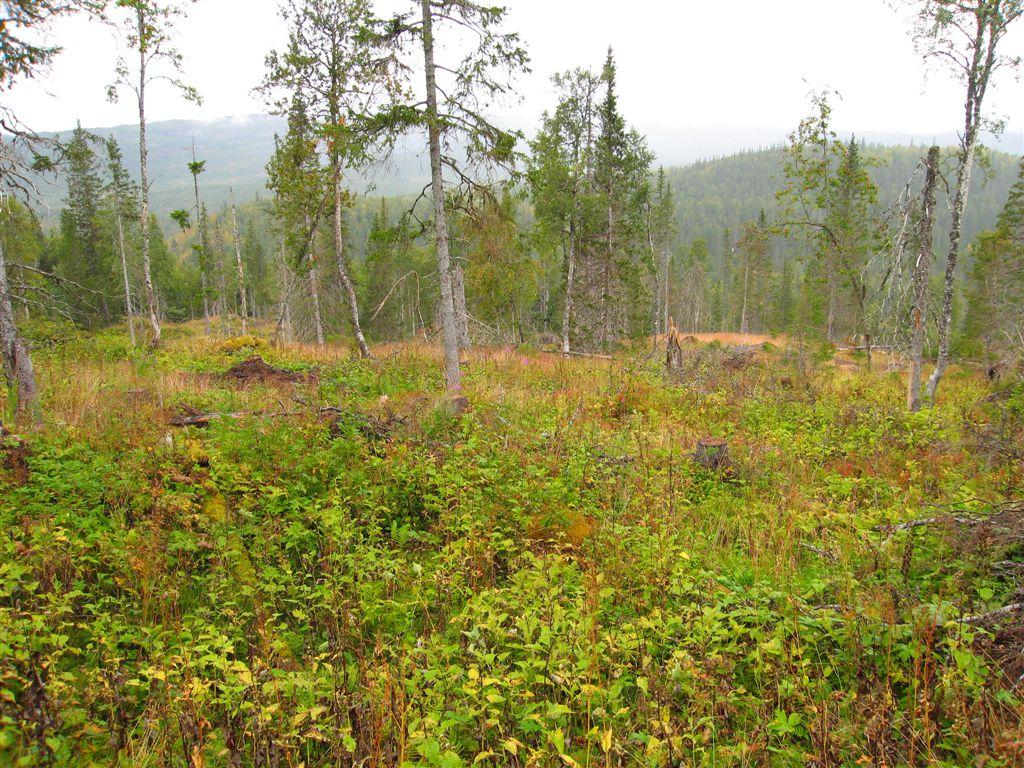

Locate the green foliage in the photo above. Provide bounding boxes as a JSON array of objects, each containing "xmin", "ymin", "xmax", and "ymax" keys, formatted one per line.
[
  {"xmin": 361, "ymin": 199, "xmax": 436, "ymax": 341},
  {"xmin": 963, "ymin": 157, "xmax": 1024, "ymax": 359},
  {"xmin": 527, "ymin": 52, "xmax": 654, "ymax": 350},
  {"xmin": 1, "ymin": 326, "xmax": 1021, "ymax": 766},
  {"xmin": 458, "ymin": 192, "xmax": 537, "ymax": 341}
]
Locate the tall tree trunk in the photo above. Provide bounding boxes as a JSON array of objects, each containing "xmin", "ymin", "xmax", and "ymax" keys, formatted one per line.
[
  {"xmin": 452, "ymin": 258, "xmax": 470, "ymax": 350},
  {"xmin": 721, "ymin": 235, "xmax": 732, "ymax": 332},
  {"xmin": 191, "ymin": 150, "xmax": 210, "ymax": 335},
  {"xmin": 561, "ymin": 217, "xmax": 576, "ymax": 355},
  {"xmin": 661, "ymin": 244, "xmax": 670, "ymax": 336},
  {"xmin": 275, "ymin": 242, "xmax": 294, "ymax": 344},
  {"xmin": 826, "ymin": 276, "xmax": 836, "ymax": 342},
  {"xmin": 739, "ymin": 258, "xmax": 750, "ymax": 335},
  {"xmin": 200, "ymin": 272, "xmax": 211, "ymax": 335},
  {"xmin": 647, "ymin": 214, "xmax": 657, "ymax": 334},
  {"xmin": 136, "ymin": 9, "xmax": 160, "ymax": 344},
  {"xmin": 0, "ymin": 240, "xmax": 38, "ymax": 425},
  {"xmin": 115, "ymin": 211, "xmax": 136, "ymax": 346},
  {"xmin": 282, "ymin": 300, "xmax": 292, "ymax": 343},
  {"xmin": 301, "ymin": 213, "xmax": 325, "ymax": 346},
  {"xmin": 909, "ymin": 146, "xmax": 940, "ymax": 412},
  {"xmin": 332, "ymin": 170, "xmax": 371, "ymax": 358},
  {"xmin": 229, "ymin": 190, "xmax": 248, "ymax": 335},
  {"xmin": 925, "ymin": 8, "xmax": 999, "ymax": 400},
  {"xmin": 308, "ymin": 263, "xmax": 325, "ymax": 346},
  {"xmin": 421, "ymin": 0, "xmax": 461, "ymax": 392},
  {"xmin": 925, "ymin": 133, "xmax": 978, "ymax": 400},
  {"xmin": 602, "ymin": 195, "xmax": 613, "ymax": 345}
]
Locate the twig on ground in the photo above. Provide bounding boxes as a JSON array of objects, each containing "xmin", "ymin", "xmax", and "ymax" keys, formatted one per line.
[
  {"xmin": 873, "ymin": 515, "xmax": 980, "ymax": 533},
  {"xmin": 962, "ymin": 602, "xmax": 1024, "ymax": 625}
]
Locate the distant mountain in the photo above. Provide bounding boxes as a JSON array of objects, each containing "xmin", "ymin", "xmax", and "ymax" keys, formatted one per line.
[
  {"xmin": 37, "ymin": 115, "xmax": 284, "ymax": 220},
  {"xmin": 29, "ymin": 115, "xmax": 1022, "ymax": 253},
  {"xmin": 35, "ymin": 114, "xmax": 432, "ymax": 221}
]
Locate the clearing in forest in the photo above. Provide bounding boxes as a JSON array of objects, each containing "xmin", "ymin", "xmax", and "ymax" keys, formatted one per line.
[{"xmin": 1, "ymin": 325, "xmax": 1022, "ymax": 766}]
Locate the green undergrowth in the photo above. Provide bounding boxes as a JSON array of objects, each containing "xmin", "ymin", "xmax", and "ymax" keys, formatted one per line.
[{"xmin": 2, "ymin": 326, "xmax": 1022, "ymax": 766}]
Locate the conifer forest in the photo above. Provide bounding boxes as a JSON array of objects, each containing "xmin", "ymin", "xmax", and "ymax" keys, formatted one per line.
[{"xmin": 2, "ymin": 1, "xmax": 1024, "ymax": 766}]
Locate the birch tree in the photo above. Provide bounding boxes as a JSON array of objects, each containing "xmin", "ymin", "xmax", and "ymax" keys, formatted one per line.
[
  {"xmin": 229, "ymin": 189, "xmax": 249, "ymax": 334},
  {"xmin": 108, "ymin": 0, "xmax": 200, "ymax": 345},
  {"xmin": 0, "ymin": 202, "xmax": 39, "ymax": 425},
  {"xmin": 778, "ymin": 93, "xmax": 884, "ymax": 355},
  {"xmin": 903, "ymin": 0, "xmax": 1023, "ymax": 399}
]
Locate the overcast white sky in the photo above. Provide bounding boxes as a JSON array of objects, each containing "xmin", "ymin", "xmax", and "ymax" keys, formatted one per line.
[{"xmin": 8, "ymin": 0, "xmax": 1024, "ymax": 139}]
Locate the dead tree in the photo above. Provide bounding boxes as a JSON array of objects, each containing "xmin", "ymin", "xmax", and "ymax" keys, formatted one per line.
[
  {"xmin": 908, "ymin": 147, "xmax": 940, "ymax": 412},
  {"xmin": 0, "ymin": 237, "xmax": 39, "ymax": 426}
]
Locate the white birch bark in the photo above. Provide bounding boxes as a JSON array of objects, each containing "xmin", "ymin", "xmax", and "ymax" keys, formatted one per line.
[
  {"xmin": 136, "ymin": 9, "xmax": 160, "ymax": 344},
  {"xmin": 229, "ymin": 189, "xmax": 249, "ymax": 335}
]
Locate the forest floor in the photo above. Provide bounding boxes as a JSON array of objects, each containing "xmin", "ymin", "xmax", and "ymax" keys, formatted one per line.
[{"xmin": 2, "ymin": 321, "xmax": 1023, "ymax": 767}]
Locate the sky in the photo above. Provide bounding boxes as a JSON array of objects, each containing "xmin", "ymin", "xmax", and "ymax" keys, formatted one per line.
[{"xmin": 8, "ymin": 0, "xmax": 1024, "ymax": 143}]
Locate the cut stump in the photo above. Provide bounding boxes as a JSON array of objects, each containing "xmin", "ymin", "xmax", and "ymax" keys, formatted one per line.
[{"xmin": 694, "ymin": 437, "xmax": 731, "ymax": 472}]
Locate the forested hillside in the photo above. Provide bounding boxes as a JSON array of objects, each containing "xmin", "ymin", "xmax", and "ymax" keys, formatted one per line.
[
  {"xmin": 668, "ymin": 144, "xmax": 1021, "ymax": 262},
  {"xmin": 178, "ymin": 142, "xmax": 1021, "ymax": 280}
]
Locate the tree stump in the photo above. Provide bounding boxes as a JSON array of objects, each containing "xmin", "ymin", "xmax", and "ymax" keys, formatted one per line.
[
  {"xmin": 693, "ymin": 437, "xmax": 730, "ymax": 472},
  {"xmin": 666, "ymin": 333, "xmax": 684, "ymax": 372},
  {"xmin": 450, "ymin": 395, "xmax": 471, "ymax": 416}
]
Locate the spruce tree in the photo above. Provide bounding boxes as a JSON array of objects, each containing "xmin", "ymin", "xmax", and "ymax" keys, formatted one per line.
[
  {"xmin": 56, "ymin": 124, "xmax": 112, "ymax": 324},
  {"xmin": 266, "ymin": 95, "xmax": 330, "ymax": 345},
  {"xmin": 591, "ymin": 49, "xmax": 653, "ymax": 346}
]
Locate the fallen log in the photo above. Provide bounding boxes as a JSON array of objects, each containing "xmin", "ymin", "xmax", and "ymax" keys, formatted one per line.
[
  {"xmin": 169, "ymin": 410, "xmax": 249, "ymax": 427},
  {"xmin": 559, "ymin": 349, "xmax": 614, "ymax": 360},
  {"xmin": 873, "ymin": 515, "xmax": 981, "ymax": 533},
  {"xmin": 962, "ymin": 602, "xmax": 1024, "ymax": 625},
  {"xmin": 170, "ymin": 400, "xmax": 346, "ymax": 428}
]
